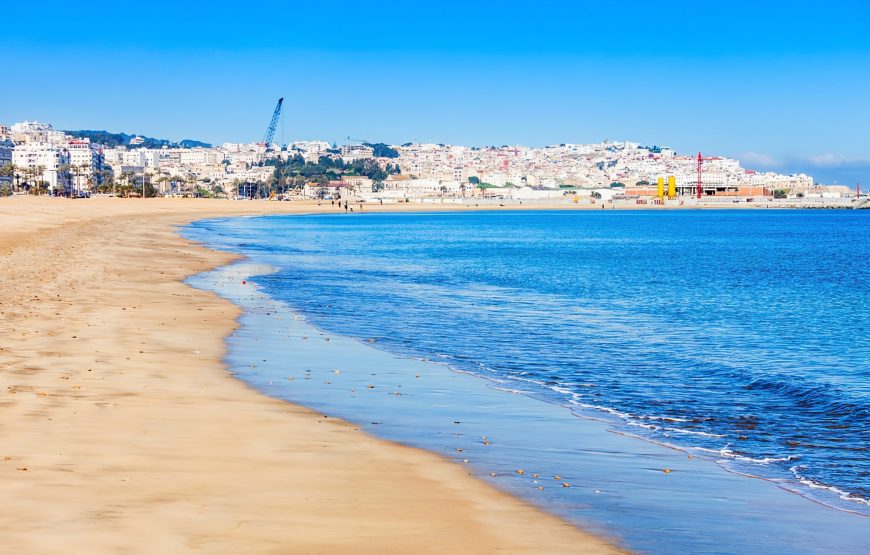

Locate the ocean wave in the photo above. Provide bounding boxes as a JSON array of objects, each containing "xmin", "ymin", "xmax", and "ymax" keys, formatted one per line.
[
  {"xmin": 744, "ymin": 376, "xmax": 869, "ymax": 421},
  {"xmin": 790, "ymin": 465, "xmax": 870, "ymax": 507},
  {"xmin": 718, "ymin": 447, "xmax": 800, "ymax": 465},
  {"xmin": 661, "ymin": 427, "xmax": 726, "ymax": 439}
]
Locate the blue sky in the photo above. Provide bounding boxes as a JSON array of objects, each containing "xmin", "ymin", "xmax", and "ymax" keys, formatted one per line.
[{"xmin": 2, "ymin": 0, "xmax": 869, "ymax": 184}]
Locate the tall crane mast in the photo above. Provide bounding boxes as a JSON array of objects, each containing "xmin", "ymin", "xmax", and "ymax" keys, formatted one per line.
[
  {"xmin": 696, "ymin": 152, "xmax": 717, "ymax": 199},
  {"xmin": 262, "ymin": 98, "xmax": 284, "ymax": 149}
]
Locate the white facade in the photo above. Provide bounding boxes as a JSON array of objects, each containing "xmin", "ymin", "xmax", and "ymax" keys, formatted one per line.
[
  {"xmin": 11, "ymin": 121, "xmax": 68, "ymax": 145},
  {"xmin": 339, "ymin": 144, "xmax": 374, "ymax": 162},
  {"xmin": 66, "ymin": 139, "xmax": 103, "ymax": 192},
  {"xmin": 383, "ymin": 178, "xmax": 461, "ymax": 197},
  {"xmin": 290, "ymin": 140, "xmax": 331, "ymax": 163},
  {"xmin": 12, "ymin": 143, "xmax": 71, "ymax": 193}
]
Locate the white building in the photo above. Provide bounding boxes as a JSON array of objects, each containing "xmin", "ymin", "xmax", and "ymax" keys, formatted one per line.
[
  {"xmin": 12, "ymin": 143, "xmax": 71, "ymax": 193},
  {"xmin": 143, "ymin": 149, "xmax": 161, "ymax": 168},
  {"xmin": 342, "ymin": 175, "xmax": 374, "ymax": 194},
  {"xmin": 66, "ymin": 139, "xmax": 103, "ymax": 193},
  {"xmin": 339, "ymin": 144, "xmax": 374, "ymax": 163},
  {"xmin": 290, "ymin": 140, "xmax": 331, "ymax": 162},
  {"xmin": 382, "ymin": 177, "xmax": 461, "ymax": 197},
  {"xmin": 11, "ymin": 121, "xmax": 68, "ymax": 145}
]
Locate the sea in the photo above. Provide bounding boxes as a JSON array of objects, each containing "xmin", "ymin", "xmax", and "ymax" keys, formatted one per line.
[{"xmin": 184, "ymin": 209, "xmax": 869, "ymax": 554}]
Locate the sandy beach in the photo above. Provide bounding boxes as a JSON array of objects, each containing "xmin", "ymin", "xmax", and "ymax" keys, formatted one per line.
[{"xmin": 0, "ymin": 196, "xmax": 622, "ymax": 553}]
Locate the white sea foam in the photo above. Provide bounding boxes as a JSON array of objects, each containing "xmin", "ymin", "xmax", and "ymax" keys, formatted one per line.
[
  {"xmin": 662, "ymin": 427, "xmax": 726, "ymax": 439},
  {"xmin": 637, "ymin": 415, "xmax": 694, "ymax": 423},
  {"xmin": 790, "ymin": 465, "xmax": 870, "ymax": 507},
  {"xmin": 718, "ymin": 447, "xmax": 799, "ymax": 465}
]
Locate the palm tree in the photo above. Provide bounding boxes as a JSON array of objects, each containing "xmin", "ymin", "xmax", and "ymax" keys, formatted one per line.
[
  {"xmin": 33, "ymin": 166, "xmax": 47, "ymax": 195},
  {"xmin": 25, "ymin": 165, "xmax": 48, "ymax": 196},
  {"xmin": 0, "ymin": 163, "xmax": 14, "ymax": 195},
  {"xmin": 83, "ymin": 165, "xmax": 98, "ymax": 195},
  {"xmin": 58, "ymin": 163, "xmax": 74, "ymax": 197},
  {"xmin": 10, "ymin": 164, "xmax": 22, "ymax": 193},
  {"xmin": 141, "ymin": 169, "xmax": 150, "ymax": 198},
  {"xmin": 117, "ymin": 171, "xmax": 135, "ymax": 197},
  {"xmin": 100, "ymin": 169, "xmax": 113, "ymax": 195},
  {"xmin": 185, "ymin": 174, "xmax": 197, "ymax": 197},
  {"xmin": 157, "ymin": 175, "xmax": 170, "ymax": 195},
  {"xmin": 73, "ymin": 164, "xmax": 88, "ymax": 196},
  {"xmin": 23, "ymin": 166, "xmax": 35, "ymax": 194}
]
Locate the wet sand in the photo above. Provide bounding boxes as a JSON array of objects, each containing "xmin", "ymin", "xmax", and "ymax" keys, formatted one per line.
[{"xmin": 0, "ymin": 196, "xmax": 622, "ymax": 553}]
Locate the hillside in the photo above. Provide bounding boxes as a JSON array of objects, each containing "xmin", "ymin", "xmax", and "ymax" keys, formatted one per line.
[{"xmin": 65, "ymin": 130, "xmax": 211, "ymax": 149}]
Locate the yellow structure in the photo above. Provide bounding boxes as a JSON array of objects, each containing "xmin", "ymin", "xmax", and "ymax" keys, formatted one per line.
[
  {"xmin": 667, "ymin": 176, "xmax": 676, "ymax": 199},
  {"xmin": 657, "ymin": 177, "xmax": 665, "ymax": 199}
]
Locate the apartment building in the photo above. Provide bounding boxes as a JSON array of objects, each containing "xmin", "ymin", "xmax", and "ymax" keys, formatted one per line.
[
  {"xmin": 12, "ymin": 143, "xmax": 71, "ymax": 193},
  {"xmin": 11, "ymin": 121, "xmax": 68, "ymax": 145},
  {"xmin": 66, "ymin": 139, "xmax": 104, "ymax": 192},
  {"xmin": 339, "ymin": 144, "xmax": 374, "ymax": 163}
]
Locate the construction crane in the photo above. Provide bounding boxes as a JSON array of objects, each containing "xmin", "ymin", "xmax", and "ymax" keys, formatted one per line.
[
  {"xmin": 346, "ymin": 135, "xmax": 370, "ymax": 144},
  {"xmin": 262, "ymin": 98, "xmax": 284, "ymax": 149},
  {"xmin": 696, "ymin": 152, "xmax": 716, "ymax": 199}
]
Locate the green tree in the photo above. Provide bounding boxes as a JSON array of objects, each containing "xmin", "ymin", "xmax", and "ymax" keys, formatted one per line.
[
  {"xmin": 364, "ymin": 143, "xmax": 399, "ymax": 158},
  {"xmin": 30, "ymin": 166, "xmax": 47, "ymax": 195},
  {"xmin": 0, "ymin": 164, "xmax": 14, "ymax": 196}
]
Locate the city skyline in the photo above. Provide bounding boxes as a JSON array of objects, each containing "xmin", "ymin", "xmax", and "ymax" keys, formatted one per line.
[{"xmin": 3, "ymin": 1, "xmax": 869, "ymax": 184}]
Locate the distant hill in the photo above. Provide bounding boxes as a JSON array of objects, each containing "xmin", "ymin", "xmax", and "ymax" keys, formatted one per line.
[{"xmin": 65, "ymin": 130, "xmax": 212, "ymax": 149}]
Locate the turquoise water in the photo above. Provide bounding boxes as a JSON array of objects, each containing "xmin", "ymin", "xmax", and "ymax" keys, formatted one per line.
[{"xmin": 185, "ymin": 210, "xmax": 869, "ymax": 552}]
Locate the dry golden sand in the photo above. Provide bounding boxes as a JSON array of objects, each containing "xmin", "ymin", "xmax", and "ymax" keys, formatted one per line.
[{"xmin": 0, "ymin": 197, "xmax": 623, "ymax": 554}]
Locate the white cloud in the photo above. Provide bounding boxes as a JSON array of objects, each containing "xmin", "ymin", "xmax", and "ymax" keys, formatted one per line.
[
  {"xmin": 740, "ymin": 151, "xmax": 781, "ymax": 167},
  {"xmin": 804, "ymin": 153, "xmax": 870, "ymax": 168},
  {"xmin": 739, "ymin": 151, "xmax": 870, "ymax": 170}
]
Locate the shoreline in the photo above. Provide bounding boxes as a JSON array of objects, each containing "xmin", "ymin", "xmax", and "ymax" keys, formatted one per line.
[
  {"xmin": 0, "ymin": 197, "xmax": 622, "ymax": 553},
  {"xmin": 184, "ymin": 225, "xmax": 869, "ymax": 554}
]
